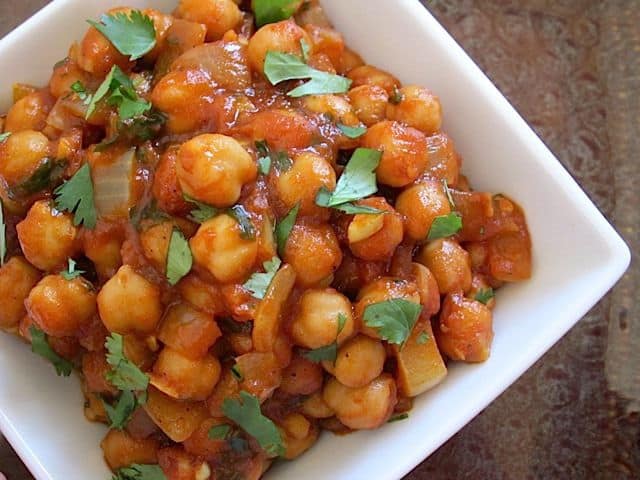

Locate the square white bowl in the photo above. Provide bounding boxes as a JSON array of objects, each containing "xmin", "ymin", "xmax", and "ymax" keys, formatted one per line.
[{"xmin": 0, "ymin": 0, "xmax": 630, "ymax": 479}]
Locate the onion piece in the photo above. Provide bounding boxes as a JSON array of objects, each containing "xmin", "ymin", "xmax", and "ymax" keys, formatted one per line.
[{"xmin": 92, "ymin": 148, "xmax": 135, "ymax": 218}]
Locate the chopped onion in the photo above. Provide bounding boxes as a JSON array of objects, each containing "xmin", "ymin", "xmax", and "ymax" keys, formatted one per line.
[{"xmin": 92, "ymin": 148, "xmax": 135, "ymax": 218}]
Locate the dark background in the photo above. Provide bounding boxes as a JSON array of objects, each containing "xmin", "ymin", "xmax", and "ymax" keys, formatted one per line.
[{"xmin": 0, "ymin": 0, "xmax": 638, "ymax": 478}]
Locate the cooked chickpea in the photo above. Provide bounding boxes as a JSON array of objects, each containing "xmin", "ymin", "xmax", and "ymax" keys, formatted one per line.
[
  {"xmin": 276, "ymin": 152, "xmax": 336, "ymax": 218},
  {"xmin": 0, "ymin": 257, "xmax": 41, "ymax": 330},
  {"xmin": 26, "ymin": 274, "xmax": 96, "ymax": 337},
  {"xmin": 139, "ymin": 221, "xmax": 174, "ymax": 273},
  {"xmin": 158, "ymin": 303, "xmax": 222, "ymax": 359},
  {"xmin": 234, "ymin": 352, "xmax": 282, "ymax": 402},
  {"xmin": 361, "ymin": 121, "xmax": 427, "ymax": 187},
  {"xmin": 346, "ymin": 65, "xmax": 400, "ymax": 94},
  {"xmin": 176, "ymin": 273, "xmax": 226, "ymax": 315},
  {"xmin": 16, "ymin": 201, "xmax": 79, "ymax": 272},
  {"xmin": 77, "ymin": 25, "xmax": 132, "ymax": 76},
  {"xmin": 4, "ymin": 91, "xmax": 54, "ymax": 133},
  {"xmin": 323, "ymin": 374, "xmax": 397, "ymax": 430},
  {"xmin": 175, "ymin": 0, "xmax": 242, "ymax": 41},
  {"xmin": 395, "ymin": 180, "xmax": 451, "ymax": 241},
  {"xmin": 337, "ymin": 47, "xmax": 365, "ymax": 73},
  {"xmin": 236, "ymin": 109, "xmax": 316, "ymax": 151},
  {"xmin": 280, "ymin": 413, "xmax": 319, "ymax": 460},
  {"xmin": 247, "ymin": 19, "xmax": 310, "ymax": 75},
  {"xmin": 412, "ymin": 262, "xmax": 441, "ymax": 318},
  {"xmin": 416, "ymin": 238, "xmax": 471, "ymax": 294},
  {"xmin": 283, "ymin": 223, "xmax": 342, "ymax": 287},
  {"xmin": 82, "ymin": 351, "xmax": 118, "ymax": 396},
  {"xmin": 81, "ymin": 221, "xmax": 124, "ymax": 279},
  {"xmin": 280, "ymin": 354, "xmax": 324, "ymax": 395},
  {"xmin": 151, "ymin": 347, "xmax": 221, "ymax": 400},
  {"xmin": 334, "ymin": 335, "xmax": 386, "ymax": 388},
  {"xmin": 176, "ymin": 133, "xmax": 257, "ymax": 208},
  {"xmin": 97, "ymin": 265, "xmax": 163, "ymax": 335},
  {"xmin": 386, "ymin": 85, "xmax": 442, "ymax": 134},
  {"xmin": 0, "ymin": 130, "xmax": 51, "ymax": 187},
  {"xmin": 49, "ymin": 59, "xmax": 91, "ymax": 98},
  {"xmin": 304, "ymin": 24, "xmax": 345, "ymax": 69},
  {"xmin": 437, "ymin": 292, "xmax": 493, "ymax": 362},
  {"xmin": 348, "ymin": 197, "xmax": 403, "ymax": 262},
  {"xmin": 101, "ymin": 429, "xmax": 159, "ymax": 470},
  {"xmin": 190, "ymin": 214, "xmax": 259, "ymax": 283},
  {"xmin": 303, "ymin": 94, "xmax": 359, "ymax": 126},
  {"xmin": 348, "ymin": 85, "xmax": 389, "ymax": 126},
  {"xmin": 290, "ymin": 288, "xmax": 354, "ymax": 349},
  {"xmin": 425, "ymin": 133, "xmax": 460, "ymax": 186},
  {"xmin": 301, "ymin": 392, "xmax": 334, "ymax": 419},
  {"xmin": 152, "ymin": 147, "xmax": 190, "ymax": 215}
]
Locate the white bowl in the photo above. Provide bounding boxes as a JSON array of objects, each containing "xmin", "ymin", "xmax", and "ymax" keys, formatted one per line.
[{"xmin": 0, "ymin": 1, "xmax": 630, "ymax": 479}]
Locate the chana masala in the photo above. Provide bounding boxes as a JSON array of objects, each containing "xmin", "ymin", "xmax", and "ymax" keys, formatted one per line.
[{"xmin": 0, "ymin": 1, "xmax": 532, "ymax": 479}]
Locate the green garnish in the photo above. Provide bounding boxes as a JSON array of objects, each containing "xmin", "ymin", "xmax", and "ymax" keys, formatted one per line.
[
  {"xmin": 231, "ymin": 364, "xmax": 244, "ymax": 381},
  {"xmin": 257, "ymin": 156, "xmax": 272, "ymax": 175},
  {"xmin": 53, "ymin": 163, "xmax": 97, "ymax": 229},
  {"xmin": 0, "ymin": 132, "xmax": 11, "ymax": 143},
  {"xmin": 363, "ymin": 299, "xmax": 423, "ymax": 346},
  {"xmin": 416, "ymin": 331, "xmax": 429, "ymax": 345},
  {"xmin": 86, "ymin": 65, "xmax": 151, "ymax": 120},
  {"xmin": 70, "ymin": 81, "xmax": 91, "ymax": 104},
  {"xmin": 10, "ymin": 157, "xmax": 66, "ymax": 199},
  {"xmin": 60, "ymin": 258, "xmax": 85, "ymax": 281},
  {"xmin": 389, "ymin": 86, "xmax": 403, "ymax": 105},
  {"xmin": 222, "ymin": 391, "xmax": 285, "ymax": 457},
  {"xmin": 243, "ymin": 257, "xmax": 281, "ymax": 299},
  {"xmin": 426, "ymin": 212, "xmax": 462, "ymax": 241},
  {"xmin": 111, "ymin": 464, "xmax": 166, "ymax": 480},
  {"xmin": 0, "ymin": 199, "xmax": 5, "ymax": 266},
  {"xmin": 475, "ymin": 287, "xmax": 495, "ymax": 305},
  {"xmin": 208, "ymin": 424, "xmax": 232, "ymax": 440},
  {"xmin": 255, "ymin": 140, "xmax": 292, "ymax": 174},
  {"xmin": 228, "ymin": 205, "xmax": 256, "ymax": 240},
  {"xmin": 300, "ymin": 38, "xmax": 311, "ymax": 62},
  {"xmin": 166, "ymin": 228, "xmax": 192, "ymax": 286},
  {"xmin": 105, "ymin": 333, "xmax": 149, "ymax": 392},
  {"xmin": 252, "ymin": 0, "xmax": 299, "ymax": 27},
  {"xmin": 88, "ymin": 10, "xmax": 157, "ymax": 60},
  {"xmin": 29, "ymin": 326, "xmax": 74, "ymax": 377},
  {"xmin": 301, "ymin": 313, "xmax": 347, "ymax": 363},
  {"xmin": 263, "ymin": 51, "xmax": 351, "ymax": 97},
  {"xmin": 388, "ymin": 413, "xmax": 409, "ymax": 423},
  {"xmin": 275, "ymin": 203, "xmax": 299, "ymax": 257},
  {"xmin": 183, "ymin": 194, "xmax": 218, "ymax": 223},
  {"xmin": 103, "ymin": 390, "xmax": 140, "ymax": 430},
  {"xmin": 337, "ymin": 123, "xmax": 367, "ymax": 139}
]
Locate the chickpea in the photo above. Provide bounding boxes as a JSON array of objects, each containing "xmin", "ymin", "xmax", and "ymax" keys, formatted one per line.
[
  {"xmin": 97, "ymin": 265, "xmax": 163, "ymax": 335},
  {"xmin": 234, "ymin": 352, "xmax": 282, "ymax": 402},
  {"xmin": 416, "ymin": 238, "xmax": 471, "ymax": 294},
  {"xmin": 26, "ymin": 274, "xmax": 96, "ymax": 337},
  {"xmin": 437, "ymin": 292, "xmax": 493, "ymax": 362},
  {"xmin": 0, "ymin": 257, "xmax": 41, "ymax": 330},
  {"xmin": 290, "ymin": 288, "xmax": 354, "ymax": 349},
  {"xmin": 183, "ymin": 418, "xmax": 231, "ymax": 458},
  {"xmin": 152, "ymin": 147, "xmax": 190, "ymax": 215},
  {"xmin": 346, "ymin": 65, "xmax": 400, "ymax": 95},
  {"xmin": 412, "ymin": 262, "xmax": 441, "ymax": 318},
  {"xmin": 175, "ymin": 0, "xmax": 242, "ymax": 41},
  {"xmin": 4, "ymin": 91, "xmax": 54, "ymax": 133},
  {"xmin": 276, "ymin": 152, "xmax": 336, "ymax": 218},
  {"xmin": 190, "ymin": 214, "xmax": 259, "ymax": 283},
  {"xmin": 361, "ymin": 121, "xmax": 428, "ymax": 187},
  {"xmin": 101, "ymin": 429, "xmax": 159, "ymax": 471},
  {"xmin": 139, "ymin": 221, "xmax": 174, "ymax": 273},
  {"xmin": 81, "ymin": 221, "xmax": 124, "ymax": 279},
  {"xmin": 0, "ymin": 130, "xmax": 51, "ymax": 187},
  {"xmin": 141, "ymin": 9, "xmax": 174, "ymax": 62},
  {"xmin": 49, "ymin": 59, "xmax": 91, "ymax": 98},
  {"xmin": 206, "ymin": 367, "xmax": 240, "ymax": 417},
  {"xmin": 301, "ymin": 392, "xmax": 334, "ymax": 419},
  {"xmin": 158, "ymin": 447, "xmax": 210, "ymax": 480},
  {"xmin": 280, "ymin": 354, "xmax": 324, "ymax": 395},
  {"xmin": 348, "ymin": 85, "xmax": 389, "ymax": 127},
  {"xmin": 77, "ymin": 24, "xmax": 132, "ymax": 76},
  {"xmin": 82, "ymin": 351, "xmax": 117, "ymax": 396},
  {"xmin": 424, "ymin": 133, "xmax": 460, "ymax": 186},
  {"xmin": 386, "ymin": 85, "xmax": 442, "ymax": 135},
  {"xmin": 280, "ymin": 413, "xmax": 319, "ymax": 460},
  {"xmin": 151, "ymin": 69, "xmax": 216, "ymax": 134},
  {"xmin": 348, "ymin": 197, "xmax": 403, "ymax": 262},
  {"xmin": 395, "ymin": 180, "xmax": 451, "ymax": 241},
  {"xmin": 337, "ymin": 47, "xmax": 365, "ymax": 74},
  {"xmin": 334, "ymin": 335, "xmax": 386, "ymax": 388},
  {"xmin": 176, "ymin": 133, "xmax": 257, "ymax": 208},
  {"xmin": 323, "ymin": 374, "xmax": 397, "ymax": 430},
  {"xmin": 236, "ymin": 109, "xmax": 316, "ymax": 151},
  {"xmin": 151, "ymin": 347, "xmax": 221, "ymax": 400},
  {"xmin": 303, "ymin": 94, "xmax": 359, "ymax": 126},
  {"xmin": 283, "ymin": 223, "xmax": 342, "ymax": 287},
  {"xmin": 247, "ymin": 19, "xmax": 310, "ymax": 75},
  {"xmin": 158, "ymin": 303, "xmax": 222, "ymax": 359},
  {"xmin": 304, "ymin": 24, "xmax": 344, "ymax": 69},
  {"xmin": 176, "ymin": 273, "xmax": 226, "ymax": 315},
  {"xmin": 16, "ymin": 201, "xmax": 79, "ymax": 272}
]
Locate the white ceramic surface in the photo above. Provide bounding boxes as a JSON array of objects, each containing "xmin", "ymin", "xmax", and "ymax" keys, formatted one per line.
[{"xmin": 0, "ymin": 1, "xmax": 630, "ymax": 479}]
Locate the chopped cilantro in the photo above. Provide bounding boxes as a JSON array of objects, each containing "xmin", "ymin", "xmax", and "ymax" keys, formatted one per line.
[
  {"xmin": 243, "ymin": 257, "xmax": 281, "ymax": 299},
  {"xmin": 426, "ymin": 212, "xmax": 462, "ymax": 241},
  {"xmin": 275, "ymin": 203, "xmax": 299, "ymax": 257},
  {"xmin": 363, "ymin": 299, "xmax": 423, "ymax": 346},
  {"xmin": 337, "ymin": 123, "xmax": 367, "ymax": 139},
  {"xmin": 105, "ymin": 333, "xmax": 149, "ymax": 392},
  {"xmin": 60, "ymin": 258, "xmax": 85, "ymax": 281},
  {"xmin": 10, "ymin": 157, "xmax": 66, "ymax": 199},
  {"xmin": 103, "ymin": 389, "xmax": 139, "ymax": 430},
  {"xmin": 255, "ymin": 140, "xmax": 292, "ymax": 174},
  {"xmin": 389, "ymin": 86, "xmax": 403, "ymax": 104},
  {"xmin": 416, "ymin": 331, "xmax": 429, "ymax": 345},
  {"xmin": 53, "ymin": 163, "xmax": 97, "ymax": 229},
  {"xmin": 208, "ymin": 424, "xmax": 232, "ymax": 440},
  {"xmin": 301, "ymin": 343, "xmax": 337, "ymax": 363},
  {"xmin": 86, "ymin": 65, "xmax": 151, "ymax": 120},
  {"xmin": 70, "ymin": 81, "xmax": 91, "ymax": 104},
  {"xmin": 388, "ymin": 413, "xmax": 409, "ymax": 423},
  {"xmin": 231, "ymin": 364, "xmax": 244, "ymax": 381},
  {"xmin": 166, "ymin": 228, "xmax": 192, "ymax": 286},
  {"xmin": 183, "ymin": 194, "xmax": 218, "ymax": 223},
  {"xmin": 252, "ymin": 0, "xmax": 299, "ymax": 27},
  {"xmin": 475, "ymin": 287, "xmax": 495, "ymax": 305},
  {"xmin": 111, "ymin": 464, "xmax": 166, "ymax": 480},
  {"xmin": 88, "ymin": 10, "xmax": 157, "ymax": 60},
  {"xmin": 0, "ymin": 132, "xmax": 11, "ymax": 143},
  {"xmin": 300, "ymin": 38, "xmax": 311, "ymax": 62},
  {"xmin": 29, "ymin": 326, "xmax": 74, "ymax": 377},
  {"xmin": 228, "ymin": 205, "xmax": 256, "ymax": 240}
]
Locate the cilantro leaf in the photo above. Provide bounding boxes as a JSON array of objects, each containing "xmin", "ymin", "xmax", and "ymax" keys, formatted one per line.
[
  {"xmin": 222, "ymin": 390, "xmax": 285, "ymax": 457},
  {"xmin": 301, "ymin": 342, "xmax": 337, "ymax": 363},
  {"xmin": 29, "ymin": 326, "xmax": 74, "ymax": 376},
  {"xmin": 103, "ymin": 389, "xmax": 138, "ymax": 429},
  {"xmin": 243, "ymin": 257, "xmax": 281, "ymax": 299},
  {"xmin": 300, "ymin": 38, "xmax": 311, "ymax": 62},
  {"xmin": 426, "ymin": 212, "xmax": 462, "ymax": 241},
  {"xmin": 475, "ymin": 287, "xmax": 495, "ymax": 305},
  {"xmin": 337, "ymin": 123, "xmax": 367, "ymax": 139},
  {"xmin": 10, "ymin": 157, "xmax": 67, "ymax": 199},
  {"xmin": 264, "ymin": 51, "xmax": 351, "ymax": 97},
  {"xmin": 60, "ymin": 258, "xmax": 85, "ymax": 280},
  {"xmin": 257, "ymin": 156, "xmax": 272, "ymax": 175},
  {"xmin": 0, "ymin": 199, "xmax": 5, "ymax": 266},
  {"xmin": 389, "ymin": 86, "xmax": 403, "ymax": 105},
  {"xmin": 388, "ymin": 413, "xmax": 409, "ymax": 423},
  {"xmin": 183, "ymin": 194, "xmax": 218, "ymax": 223},
  {"xmin": 363, "ymin": 299, "xmax": 423, "ymax": 346},
  {"xmin": 255, "ymin": 140, "xmax": 292, "ymax": 174},
  {"xmin": 105, "ymin": 333, "xmax": 149, "ymax": 392},
  {"xmin": 88, "ymin": 10, "xmax": 157, "ymax": 60},
  {"xmin": 0, "ymin": 132, "xmax": 10, "ymax": 143},
  {"xmin": 275, "ymin": 203, "xmax": 299, "ymax": 257},
  {"xmin": 53, "ymin": 163, "xmax": 97, "ymax": 229},
  {"xmin": 252, "ymin": 0, "xmax": 299, "ymax": 27},
  {"xmin": 416, "ymin": 331, "xmax": 429, "ymax": 345},
  {"xmin": 228, "ymin": 205, "xmax": 256, "ymax": 240},
  {"xmin": 231, "ymin": 364, "xmax": 244, "ymax": 381},
  {"xmin": 315, "ymin": 189, "xmax": 385, "ymax": 215},
  {"xmin": 166, "ymin": 228, "xmax": 192, "ymax": 286},
  {"xmin": 337, "ymin": 313, "xmax": 347, "ymax": 334},
  {"xmin": 208, "ymin": 424, "xmax": 232, "ymax": 440},
  {"xmin": 86, "ymin": 65, "xmax": 151, "ymax": 120},
  {"xmin": 111, "ymin": 464, "xmax": 166, "ymax": 480},
  {"xmin": 71, "ymin": 81, "xmax": 91, "ymax": 104}
]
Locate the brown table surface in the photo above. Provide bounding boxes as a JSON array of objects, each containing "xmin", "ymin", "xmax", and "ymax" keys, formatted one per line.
[{"xmin": 1, "ymin": 0, "xmax": 639, "ymax": 478}]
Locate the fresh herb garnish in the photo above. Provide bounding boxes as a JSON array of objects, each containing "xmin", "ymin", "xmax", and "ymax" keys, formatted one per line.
[
  {"xmin": 252, "ymin": 0, "xmax": 299, "ymax": 27},
  {"xmin": 111, "ymin": 463, "xmax": 166, "ymax": 480},
  {"xmin": 53, "ymin": 163, "xmax": 97, "ymax": 229},
  {"xmin": 208, "ymin": 424, "xmax": 232, "ymax": 440},
  {"xmin": 257, "ymin": 156, "xmax": 272, "ymax": 175},
  {"xmin": 301, "ymin": 313, "xmax": 347, "ymax": 363},
  {"xmin": 228, "ymin": 205, "xmax": 256, "ymax": 240},
  {"xmin": 70, "ymin": 81, "xmax": 91, "ymax": 104},
  {"xmin": 0, "ymin": 132, "xmax": 10, "ymax": 143},
  {"xmin": 29, "ymin": 326, "xmax": 74, "ymax": 376},
  {"xmin": 97, "ymin": 110, "xmax": 167, "ymax": 150},
  {"xmin": 426, "ymin": 212, "xmax": 462, "ymax": 241},
  {"xmin": 263, "ymin": 51, "xmax": 351, "ymax": 97},
  {"xmin": 183, "ymin": 194, "xmax": 218, "ymax": 223},
  {"xmin": 275, "ymin": 203, "xmax": 299, "ymax": 257},
  {"xmin": 474, "ymin": 287, "xmax": 495, "ymax": 305},
  {"xmin": 337, "ymin": 123, "xmax": 367, "ymax": 139},
  {"xmin": 60, "ymin": 258, "xmax": 85, "ymax": 280},
  {"xmin": 300, "ymin": 38, "xmax": 311, "ymax": 62},
  {"xmin": 103, "ymin": 389, "xmax": 140, "ymax": 430},
  {"xmin": 416, "ymin": 331, "xmax": 429, "ymax": 345},
  {"xmin": 243, "ymin": 256, "xmax": 281, "ymax": 299},
  {"xmin": 389, "ymin": 86, "xmax": 403, "ymax": 105},
  {"xmin": 388, "ymin": 413, "xmax": 409, "ymax": 423},
  {"xmin": 0, "ymin": 199, "xmax": 5, "ymax": 266},
  {"xmin": 88, "ymin": 10, "xmax": 157, "ymax": 60},
  {"xmin": 166, "ymin": 228, "xmax": 192, "ymax": 286},
  {"xmin": 231, "ymin": 364, "xmax": 244, "ymax": 381},
  {"xmin": 255, "ymin": 140, "xmax": 292, "ymax": 174},
  {"xmin": 363, "ymin": 299, "xmax": 423, "ymax": 346},
  {"xmin": 105, "ymin": 333, "xmax": 149, "ymax": 392},
  {"xmin": 86, "ymin": 65, "xmax": 151, "ymax": 120},
  {"xmin": 222, "ymin": 390, "xmax": 285, "ymax": 457},
  {"xmin": 10, "ymin": 157, "xmax": 67, "ymax": 199}
]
